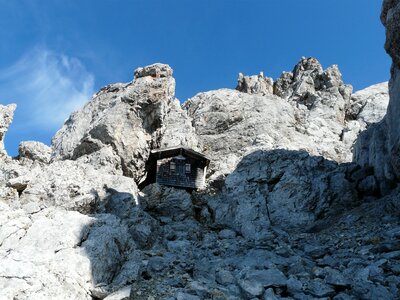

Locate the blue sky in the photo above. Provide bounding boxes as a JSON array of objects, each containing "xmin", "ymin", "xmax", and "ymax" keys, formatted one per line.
[{"xmin": 0, "ymin": 0, "xmax": 390, "ymax": 156}]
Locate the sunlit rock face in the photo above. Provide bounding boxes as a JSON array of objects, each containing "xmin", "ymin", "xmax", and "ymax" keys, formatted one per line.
[
  {"xmin": 0, "ymin": 104, "xmax": 16, "ymax": 157},
  {"xmin": 51, "ymin": 63, "xmax": 176, "ymax": 182},
  {"xmin": 185, "ymin": 57, "xmax": 387, "ymax": 182}
]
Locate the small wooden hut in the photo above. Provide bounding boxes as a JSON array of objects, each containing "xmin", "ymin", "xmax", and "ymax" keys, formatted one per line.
[{"xmin": 146, "ymin": 146, "xmax": 210, "ymax": 189}]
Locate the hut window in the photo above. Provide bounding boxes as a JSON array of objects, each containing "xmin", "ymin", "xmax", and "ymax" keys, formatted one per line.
[
  {"xmin": 185, "ymin": 164, "xmax": 191, "ymax": 173},
  {"xmin": 170, "ymin": 162, "xmax": 176, "ymax": 173}
]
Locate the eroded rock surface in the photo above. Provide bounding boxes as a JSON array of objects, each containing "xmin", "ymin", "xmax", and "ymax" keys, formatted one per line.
[
  {"xmin": 236, "ymin": 72, "xmax": 274, "ymax": 95},
  {"xmin": 354, "ymin": 0, "xmax": 400, "ymax": 194},
  {"xmin": 184, "ymin": 57, "xmax": 387, "ymax": 183},
  {"xmin": 52, "ymin": 63, "xmax": 176, "ymax": 182},
  {"xmin": 202, "ymin": 150, "xmax": 356, "ymax": 241},
  {"xmin": 18, "ymin": 141, "xmax": 52, "ymax": 164},
  {"xmin": 0, "ymin": 104, "xmax": 16, "ymax": 157}
]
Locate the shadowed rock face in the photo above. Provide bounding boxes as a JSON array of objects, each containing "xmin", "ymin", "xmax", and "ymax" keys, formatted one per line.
[
  {"xmin": 200, "ymin": 150, "xmax": 356, "ymax": 242},
  {"xmin": 382, "ymin": 0, "xmax": 400, "ymax": 69},
  {"xmin": 354, "ymin": 0, "xmax": 400, "ymax": 194}
]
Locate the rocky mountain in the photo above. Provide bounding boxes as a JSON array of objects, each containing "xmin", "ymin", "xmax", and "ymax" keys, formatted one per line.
[{"xmin": 0, "ymin": 2, "xmax": 399, "ymax": 299}]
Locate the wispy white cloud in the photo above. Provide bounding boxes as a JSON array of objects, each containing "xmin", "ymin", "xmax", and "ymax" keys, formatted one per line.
[{"xmin": 0, "ymin": 47, "xmax": 94, "ymax": 129}]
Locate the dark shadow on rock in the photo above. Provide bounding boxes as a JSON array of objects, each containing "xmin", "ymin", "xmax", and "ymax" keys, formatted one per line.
[
  {"xmin": 78, "ymin": 188, "xmax": 144, "ymax": 299},
  {"xmin": 195, "ymin": 149, "xmax": 362, "ymax": 240},
  {"xmin": 353, "ymin": 120, "xmax": 398, "ymax": 195}
]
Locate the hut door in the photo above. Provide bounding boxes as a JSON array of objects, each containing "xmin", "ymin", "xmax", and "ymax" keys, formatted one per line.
[{"xmin": 175, "ymin": 160, "xmax": 186, "ymax": 177}]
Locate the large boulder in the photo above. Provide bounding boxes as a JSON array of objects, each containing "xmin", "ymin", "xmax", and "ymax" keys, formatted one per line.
[
  {"xmin": 342, "ymin": 83, "xmax": 389, "ymax": 150},
  {"xmin": 18, "ymin": 141, "xmax": 52, "ymax": 164},
  {"xmin": 347, "ymin": 82, "xmax": 389, "ymax": 128},
  {"xmin": 11, "ymin": 160, "xmax": 138, "ymax": 214},
  {"xmin": 0, "ymin": 204, "xmax": 132, "ymax": 300},
  {"xmin": 0, "ymin": 104, "xmax": 16, "ymax": 157}
]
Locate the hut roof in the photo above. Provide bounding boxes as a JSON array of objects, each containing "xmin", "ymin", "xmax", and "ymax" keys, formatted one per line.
[{"xmin": 149, "ymin": 146, "xmax": 210, "ymax": 167}]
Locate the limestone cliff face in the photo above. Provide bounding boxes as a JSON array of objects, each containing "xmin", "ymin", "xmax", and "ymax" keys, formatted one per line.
[
  {"xmin": 0, "ymin": 104, "xmax": 16, "ymax": 157},
  {"xmin": 354, "ymin": 0, "xmax": 400, "ymax": 193},
  {"xmin": 52, "ymin": 63, "xmax": 177, "ymax": 182},
  {"xmin": 185, "ymin": 58, "xmax": 386, "ymax": 183}
]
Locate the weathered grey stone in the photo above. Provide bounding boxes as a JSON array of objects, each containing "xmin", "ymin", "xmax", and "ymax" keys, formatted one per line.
[
  {"xmin": 103, "ymin": 286, "xmax": 131, "ymax": 300},
  {"xmin": 263, "ymin": 288, "xmax": 279, "ymax": 300},
  {"xmin": 332, "ymin": 293, "xmax": 355, "ymax": 300},
  {"xmin": 304, "ymin": 245, "xmax": 329, "ymax": 259},
  {"xmin": 381, "ymin": 0, "xmax": 400, "ymax": 69},
  {"xmin": 236, "ymin": 72, "xmax": 274, "ymax": 95},
  {"xmin": 238, "ymin": 279, "xmax": 264, "ymax": 299},
  {"xmin": 354, "ymin": 1, "xmax": 400, "ymax": 193},
  {"xmin": 352, "ymin": 281, "xmax": 393, "ymax": 300},
  {"xmin": 286, "ymin": 276, "xmax": 303, "ymax": 294},
  {"xmin": 306, "ymin": 278, "xmax": 335, "ymax": 297},
  {"xmin": 274, "ymin": 71, "xmax": 293, "ymax": 98},
  {"xmin": 134, "ymin": 63, "xmax": 173, "ymax": 79},
  {"xmin": 218, "ymin": 229, "xmax": 237, "ymax": 239},
  {"xmin": 0, "ymin": 104, "xmax": 16, "ymax": 157},
  {"xmin": 112, "ymin": 250, "xmax": 143, "ymax": 288},
  {"xmin": 141, "ymin": 183, "xmax": 193, "ymax": 221},
  {"xmin": 18, "ymin": 141, "xmax": 52, "ymax": 164},
  {"xmin": 176, "ymin": 292, "xmax": 201, "ymax": 300},
  {"xmin": 17, "ymin": 160, "xmax": 137, "ymax": 214},
  {"xmin": 158, "ymin": 99, "xmax": 199, "ymax": 150},
  {"xmin": 357, "ymin": 175, "xmax": 379, "ymax": 195},
  {"xmin": 127, "ymin": 208, "xmax": 158, "ymax": 249},
  {"xmin": 348, "ymin": 82, "xmax": 389, "ymax": 127},
  {"xmin": 0, "ymin": 206, "xmax": 131, "ymax": 300},
  {"xmin": 245, "ymin": 268, "xmax": 287, "ymax": 288},
  {"xmin": 52, "ymin": 63, "xmax": 175, "ymax": 182},
  {"xmin": 204, "ymin": 150, "xmax": 355, "ymax": 239},
  {"xmin": 323, "ymin": 268, "xmax": 350, "ymax": 287},
  {"xmin": 216, "ymin": 269, "xmax": 235, "ymax": 285}
]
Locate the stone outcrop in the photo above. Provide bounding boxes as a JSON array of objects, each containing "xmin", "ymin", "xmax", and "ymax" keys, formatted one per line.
[
  {"xmin": 236, "ymin": 72, "xmax": 274, "ymax": 95},
  {"xmin": 52, "ymin": 63, "xmax": 176, "ymax": 182},
  {"xmin": 0, "ymin": 205, "xmax": 133, "ymax": 299},
  {"xmin": 347, "ymin": 82, "xmax": 389, "ymax": 128},
  {"xmin": 16, "ymin": 160, "xmax": 137, "ymax": 214},
  {"xmin": 0, "ymin": 104, "xmax": 16, "ymax": 157},
  {"xmin": 157, "ymin": 99, "xmax": 199, "ymax": 150},
  {"xmin": 354, "ymin": 0, "xmax": 400, "ymax": 194},
  {"xmin": 183, "ymin": 57, "xmax": 384, "ymax": 182},
  {"xmin": 18, "ymin": 141, "xmax": 52, "ymax": 164}
]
